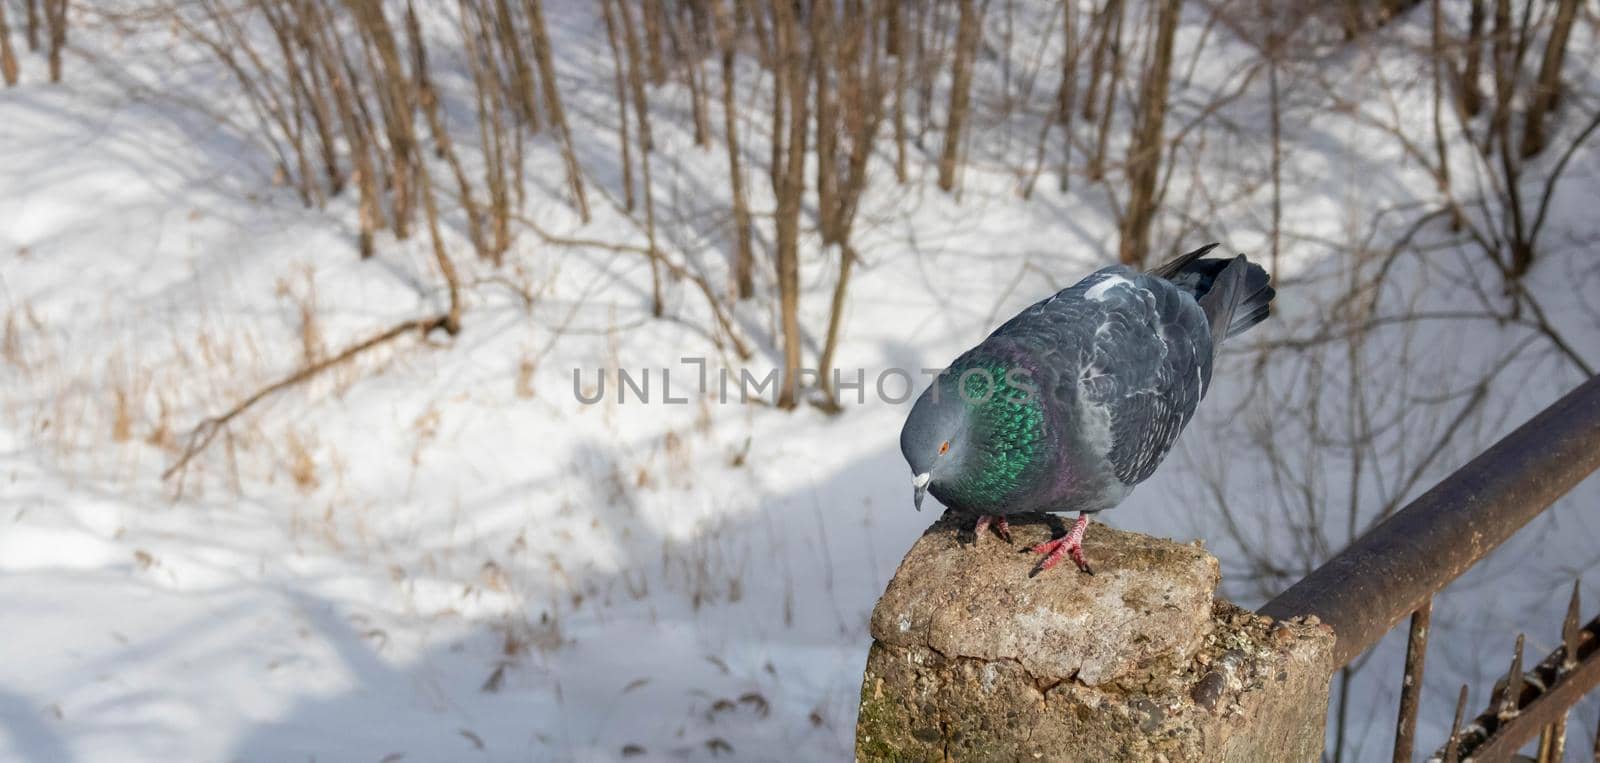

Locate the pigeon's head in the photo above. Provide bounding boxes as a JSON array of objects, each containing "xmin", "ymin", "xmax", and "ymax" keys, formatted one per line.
[{"xmin": 898, "ymin": 377, "xmax": 976, "ymax": 512}]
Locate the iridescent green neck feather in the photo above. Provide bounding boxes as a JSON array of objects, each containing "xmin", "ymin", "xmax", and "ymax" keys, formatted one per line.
[{"xmin": 939, "ymin": 360, "xmax": 1046, "ymax": 509}]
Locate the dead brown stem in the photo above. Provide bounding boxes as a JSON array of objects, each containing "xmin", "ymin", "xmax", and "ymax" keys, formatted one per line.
[{"xmin": 163, "ymin": 314, "xmax": 455, "ymax": 485}]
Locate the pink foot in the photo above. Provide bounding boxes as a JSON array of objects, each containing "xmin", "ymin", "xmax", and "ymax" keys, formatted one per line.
[
  {"xmin": 973, "ymin": 514, "xmax": 1012, "ymax": 543},
  {"xmin": 1028, "ymin": 514, "xmax": 1093, "ymax": 576}
]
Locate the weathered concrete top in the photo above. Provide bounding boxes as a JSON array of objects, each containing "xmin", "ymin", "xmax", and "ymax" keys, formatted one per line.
[
  {"xmin": 869, "ymin": 512, "xmax": 1221, "ymax": 686},
  {"xmin": 857, "ymin": 513, "xmax": 1338, "ymax": 761}
]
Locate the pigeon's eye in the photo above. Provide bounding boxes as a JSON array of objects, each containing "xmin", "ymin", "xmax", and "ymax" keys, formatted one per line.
[{"xmin": 939, "ymin": 441, "xmax": 950, "ymax": 455}]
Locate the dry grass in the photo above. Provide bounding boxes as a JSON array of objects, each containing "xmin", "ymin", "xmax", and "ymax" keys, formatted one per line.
[
  {"xmin": 277, "ymin": 267, "xmax": 326, "ymax": 367},
  {"xmin": 144, "ymin": 393, "xmax": 175, "ymax": 452},
  {"xmin": 285, "ymin": 428, "xmax": 319, "ymax": 493},
  {"xmin": 2, "ymin": 302, "xmax": 45, "ymax": 374},
  {"xmin": 662, "ymin": 515, "xmax": 749, "ymax": 613},
  {"xmin": 660, "ymin": 429, "xmax": 692, "ymax": 488},
  {"xmin": 409, "ymin": 405, "xmax": 440, "ymax": 469},
  {"xmin": 111, "ymin": 385, "xmax": 134, "ymax": 443},
  {"xmin": 106, "ymin": 354, "xmax": 155, "ymax": 444},
  {"xmin": 515, "ymin": 353, "xmax": 537, "ymax": 399},
  {"xmin": 2, "ymin": 311, "xmax": 22, "ymax": 369}
]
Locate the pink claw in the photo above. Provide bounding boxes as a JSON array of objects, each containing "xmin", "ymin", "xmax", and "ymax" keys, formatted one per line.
[
  {"xmin": 1029, "ymin": 514, "xmax": 1093, "ymax": 576},
  {"xmin": 973, "ymin": 514, "xmax": 1012, "ymax": 543}
]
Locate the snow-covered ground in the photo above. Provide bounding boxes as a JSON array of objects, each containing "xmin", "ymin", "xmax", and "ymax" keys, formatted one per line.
[{"xmin": 3, "ymin": 3, "xmax": 1599, "ymax": 761}]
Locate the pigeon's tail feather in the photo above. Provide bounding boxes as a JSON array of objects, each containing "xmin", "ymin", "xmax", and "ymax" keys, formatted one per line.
[
  {"xmin": 1223, "ymin": 264, "xmax": 1275, "ymax": 339},
  {"xmin": 1155, "ymin": 249, "xmax": 1275, "ymax": 344},
  {"xmin": 1147, "ymin": 242, "xmax": 1222, "ymax": 280}
]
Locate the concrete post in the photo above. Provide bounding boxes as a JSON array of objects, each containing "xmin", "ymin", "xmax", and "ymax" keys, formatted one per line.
[{"xmin": 855, "ymin": 513, "xmax": 1335, "ymax": 761}]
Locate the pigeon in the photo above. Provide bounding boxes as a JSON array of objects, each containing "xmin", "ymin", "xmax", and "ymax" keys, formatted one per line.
[{"xmin": 899, "ymin": 243, "xmax": 1275, "ymax": 575}]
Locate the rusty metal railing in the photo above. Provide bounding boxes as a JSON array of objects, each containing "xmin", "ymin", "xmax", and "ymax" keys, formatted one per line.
[
  {"xmin": 1257, "ymin": 374, "xmax": 1600, "ymax": 761},
  {"xmin": 1431, "ymin": 585, "xmax": 1600, "ymax": 762}
]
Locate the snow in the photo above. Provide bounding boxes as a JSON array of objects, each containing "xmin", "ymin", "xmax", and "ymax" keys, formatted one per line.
[{"xmin": 2, "ymin": 2, "xmax": 1599, "ymax": 762}]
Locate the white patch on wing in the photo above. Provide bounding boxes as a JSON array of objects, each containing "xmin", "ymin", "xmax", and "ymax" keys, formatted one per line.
[
  {"xmin": 1077, "ymin": 393, "xmax": 1115, "ymax": 458},
  {"xmin": 1084, "ymin": 275, "xmax": 1130, "ymax": 302}
]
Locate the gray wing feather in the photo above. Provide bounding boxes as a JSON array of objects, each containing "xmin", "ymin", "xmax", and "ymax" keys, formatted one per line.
[
  {"xmin": 982, "ymin": 266, "xmax": 1214, "ymax": 489},
  {"xmin": 1076, "ymin": 270, "xmax": 1212, "ymax": 486}
]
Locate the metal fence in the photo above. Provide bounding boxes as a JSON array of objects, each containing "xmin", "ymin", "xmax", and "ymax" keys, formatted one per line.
[{"xmin": 1258, "ymin": 374, "xmax": 1600, "ymax": 762}]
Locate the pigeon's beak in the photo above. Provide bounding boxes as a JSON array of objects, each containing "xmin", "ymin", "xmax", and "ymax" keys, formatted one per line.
[{"xmin": 911, "ymin": 472, "xmax": 931, "ymax": 512}]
